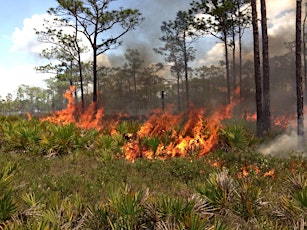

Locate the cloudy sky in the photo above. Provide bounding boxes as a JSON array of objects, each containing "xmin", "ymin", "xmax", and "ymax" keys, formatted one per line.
[{"xmin": 0, "ymin": 0, "xmax": 297, "ymax": 98}]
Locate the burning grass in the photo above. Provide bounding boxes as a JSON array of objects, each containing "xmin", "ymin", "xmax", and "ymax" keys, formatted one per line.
[{"xmin": 38, "ymin": 87, "xmax": 248, "ymax": 162}]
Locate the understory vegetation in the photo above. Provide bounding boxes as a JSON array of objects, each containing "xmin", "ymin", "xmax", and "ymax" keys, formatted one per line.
[{"xmin": 0, "ymin": 116, "xmax": 306, "ymax": 229}]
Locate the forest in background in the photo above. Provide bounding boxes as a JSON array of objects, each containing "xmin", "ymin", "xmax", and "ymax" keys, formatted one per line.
[{"xmin": 0, "ymin": 0, "xmax": 301, "ymax": 135}]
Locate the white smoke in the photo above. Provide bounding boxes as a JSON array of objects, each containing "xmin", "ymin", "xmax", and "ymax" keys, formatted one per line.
[{"xmin": 257, "ymin": 121, "xmax": 307, "ymax": 158}]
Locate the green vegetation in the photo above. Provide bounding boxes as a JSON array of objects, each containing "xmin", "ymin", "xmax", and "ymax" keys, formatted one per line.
[{"xmin": 0, "ymin": 116, "xmax": 306, "ymax": 229}]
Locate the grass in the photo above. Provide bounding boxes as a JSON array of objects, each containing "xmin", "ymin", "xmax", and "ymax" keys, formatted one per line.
[{"xmin": 0, "ymin": 116, "xmax": 306, "ymax": 228}]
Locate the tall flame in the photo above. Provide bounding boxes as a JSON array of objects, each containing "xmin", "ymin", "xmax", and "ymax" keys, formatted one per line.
[
  {"xmin": 41, "ymin": 86, "xmax": 105, "ymax": 131},
  {"xmin": 41, "ymin": 86, "xmax": 76, "ymax": 125}
]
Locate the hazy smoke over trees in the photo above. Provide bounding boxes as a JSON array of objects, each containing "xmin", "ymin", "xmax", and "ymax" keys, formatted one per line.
[{"xmin": 106, "ymin": 0, "xmax": 297, "ymax": 69}]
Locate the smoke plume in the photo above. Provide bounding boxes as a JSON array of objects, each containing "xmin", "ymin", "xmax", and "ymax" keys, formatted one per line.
[{"xmin": 258, "ymin": 124, "xmax": 307, "ymax": 158}]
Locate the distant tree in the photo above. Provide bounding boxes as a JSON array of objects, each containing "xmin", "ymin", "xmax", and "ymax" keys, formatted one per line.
[
  {"xmin": 260, "ymin": 0, "xmax": 271, "ymax": 134},
  {"xmin": 48, "ymin": 0, "xmax": 144, "ymax": 109},
  {"xmin": 188, "ymin": 0, "xmax": 236, "ymax": 104},
  {"xmin": 154, "ymin": 11, "xmax": 196, "ymax": 111},
  {"xmin": 251, "ymin": 0, "xmax": 263, "ymax": 137},
  {"xmin": 124, "ymin": 49, "xmax": 144, "ymax": 114},
  {"xmin": 194, "ymin": 65, "xmax": 225, "ymax": 110},
  {"xmin": 176, "ymin": 11, "xmax": 196, "ymax": 109},
  {"xmin": 5, "ymin": 94, "xmax": 13, "ymax": 115},
  {"xmin": 35, "ymin": 20, "xmax": 88, "ymax": 111},
  {"xmin": 233, "ymin": 0, "xmax": 251, "ymax": 100},
  {"xmin": 44, "ymin": 77, "xmax": 72, "ymax": 110},
  {"xmin": 138, "ymin": 65, "xmax": 165, "ymax": 112},
  {"xmin": 296, "ymin": 0, "xmax": 304, "ymax": 148}
]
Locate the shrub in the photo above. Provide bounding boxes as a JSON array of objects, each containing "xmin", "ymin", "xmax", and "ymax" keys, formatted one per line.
[{"xmin": 0, "ymin": 163, "xmax": 17, "ymax": 222}]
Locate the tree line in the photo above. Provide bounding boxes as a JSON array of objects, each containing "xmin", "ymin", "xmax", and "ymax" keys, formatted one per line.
[{"xmin": 0, "ymin": 0, "xmax": 304, "ymax": 141}]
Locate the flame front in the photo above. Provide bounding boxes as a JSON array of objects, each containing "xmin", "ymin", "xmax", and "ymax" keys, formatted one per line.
[
  {"xmin": 40, "ymin": 86, "xmax": 241, "ymax": 162},
  {"xmin": 39, "ymin": 85, "xmax": 292, "ymax": 164},
  {"xmin": 123, "ymin": 106, "xmax": 231, "ymax": 161}
]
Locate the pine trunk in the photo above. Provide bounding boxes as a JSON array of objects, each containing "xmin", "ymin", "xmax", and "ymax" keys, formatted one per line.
[
  {"xmin": 224, "ymin": 30, "xmax": 231, "ymax": 105},
  {"xmin": 261, "ymin": 0, "xmax": 271, "ymax": 134},
  {"xmin": 296, "ymin": 0, "xmax": 304, "ymax": 149},
  {"xmin": 251, "ymin": 0, "xmax": 263, "ymax": 137}
]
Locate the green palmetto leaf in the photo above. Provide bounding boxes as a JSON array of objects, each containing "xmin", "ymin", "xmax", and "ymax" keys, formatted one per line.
[
  {"xmin": 155, "ymin": 195, "xmax": 198, "ymax": 225},
  {"xmin": 1, "ymin": 119, "xmax": 42, "ymax": 152},
  {"xmin": 41, "ymin": 208, "xmax": 61, "ymax": 228},
  {"xmin": 73, "ymin": 128, "xmax": 98, "ymax": 150},
  {"xmin": 106, "ymin": 184, "xmax": 148, "ymax": 228},
  {"xmin": 0, "ymin": 189, "xmax": 17, "ymax": 222},
  {"xmin": 219, "ymin": 124, "xmax": 249, "ymax": 149},
  {"xmin": 116, "ymin": 121, "xmax": 140, "ymax": 136},
  {"xmin": 189, "ymin": 194, "xmax": 215, "ymax": 217},
  {"xmin": 143, "ymin": 136, "xmax": 161, "ymax": 153},
  {"xmin": 211, "ymin": 218, "xmax": 230, "ymax": 230},
  {"xmin": 234, "ymin": 179, "xmax": 263, "ymax": 220},
  {"xmin": 20, "ymin": 192, "xmax": 44, "ymax": 218},
  {"xmin": 294, "ymin": 188, "xmax": 307, "ymax": 209},
  {"xmin": 197, "ymin": 169, "xmax": 234, "ymax": 212},
  {"xmin": 275, "ymin": 195, "xmax": 303, "ymax": 223},
  {"xmin": 0, "ymin": 163, "xmax": 17, "ymax": 222},
  {"xmin": 0, "ymin": 163, "xmax": 17, "ymax": 189},
  {"xmin": 40, "ymin": 123, "xmax": 78, "ymax": 156},
  {"xmin": 155, "ymin": 220, "xmax": 180, "ymax": 230},
  {"xmin": 95, "ymin": 134, "xmax": 114, "ymax": 150}
]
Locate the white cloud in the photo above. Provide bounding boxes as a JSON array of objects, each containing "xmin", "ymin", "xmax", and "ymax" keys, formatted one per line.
[
  {"xmin": 0, "ymin": 63, "xmax": 51, "ymax": 98},
  {"xmin": 10, "ymin": 13, "xmax": 112, "ymax": 65},
  {"xmin": 3, "ymin": 13, "xmax": 111, "ymax": 98},
  {"xmin": 11, "ymin": 14, "xmax": 53, "ymax": 55},
  {"xmin": 0, "ymin": 14, "xmax": 59, "ymax": 98},
  {"xmin": 198, "ymin": 42, "xmax": 224, "ymax": 66}
]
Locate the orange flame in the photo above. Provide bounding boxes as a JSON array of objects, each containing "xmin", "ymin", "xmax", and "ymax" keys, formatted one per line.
[
  {"xmin": 272, "ymin": 114, "xmax": 295, "ymax": 128},
  {"xmin": 40, "ymin": 86, "xmax": 76, "ymax": 125},
  {"xmin": 123, "ymin": 101, "xmax": 238, "ymax": 161},
  {"xmin": 264, "ymin": 169, "xmax": 275, "ymax": 178},
  {"xmin": 27, "ymin": 112, "xmax": 32, "ymax": 121},
  {"xmin": 237, "ymin": 164, "xmax": 261, "ymax": 178},
  {"xmin": 40, "ymin": 86, "xmax": 107, "ymax": 131},
  {"xmin": 39, "ymin": 86, "xmax": 243, "ymax": 162},
  {"xmin": 78, "ymin": 103, "xmax": 104, "ymax": 130}
]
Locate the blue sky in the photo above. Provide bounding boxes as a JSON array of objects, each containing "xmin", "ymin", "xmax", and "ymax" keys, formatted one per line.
[
  {"xmin": 0, "ymin": 0, "xmax": 296, "ymax": 98},
  {"xmin": 0, "ymin": 0, "xmax": 57, "ymax": 98}
]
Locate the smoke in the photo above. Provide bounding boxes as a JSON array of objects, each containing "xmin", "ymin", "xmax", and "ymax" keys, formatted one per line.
[
  {"xmin": 105, "ymin": 0, "xmax": 297, "ymax": 69},
  {"xmin": 267, "ymin": 10, "xmax": 296, "ymax": 57},
  {"xmin": 107, "ymin": 0, "xmax": 192, "ymax": 66},
  {"xmin": 258, "ymin": 123, "xmax": 307, "ymax": 158}
]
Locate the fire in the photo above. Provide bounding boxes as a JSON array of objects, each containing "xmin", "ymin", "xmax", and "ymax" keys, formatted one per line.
[
  {"xmin": 242, "ymin": 111, "xmax": 295, "ymax": 129},
  {"xmin": 207, "ymin": 159, "xmax": 224, "ymax": 169},
  {"xmin": 122, "ymin": 102, "xmax": 237, "ymax": 161},
  {"xmin": 272, "ymin": 114, "xmax": 295, "ymax": 129},
  {"xmin": 237, "ymin": 164, "xmax": 276, "ymax": 179},
  {"xmin": 39, "ymin": 85, "xmax": 243, "ymax": 162},
  {"xmin": 40, "ymin": 86, "xmax": 106, "ymax": 131},
  {"xmin": 264, "ymin": 169, "xmax": 275, "ymax": 178},
  {"xmin": 27, "ymin": 112, "xmax": 32, "ymax": 121},
  {"xmin": 40, "ymin": 86, "xmax": 76, "ymax": 125},
  {"xmin": 244, "ymin": 112, "xmax": 256, "ymax": 121},
  {"xmin": 137, "ymin": 108, "xmax": 181, "ymax": 138},
  {"xmin": 237, "ymin": 164, "xmax": 261, "ymax": 178},
  {"xmin": 78, "ymin": 103, "xmax": 105, "ymax": 130}
]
